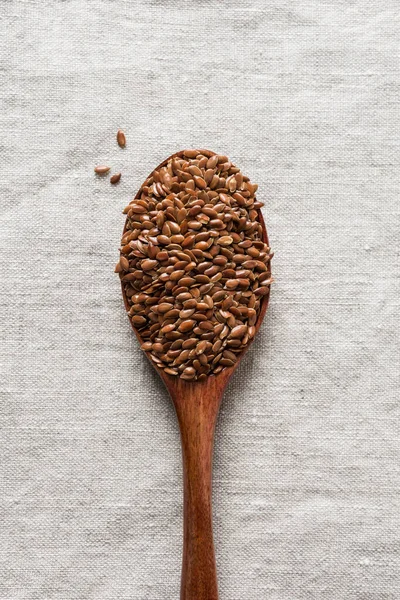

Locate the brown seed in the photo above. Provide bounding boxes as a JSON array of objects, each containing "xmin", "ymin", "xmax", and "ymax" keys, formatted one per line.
[
  {"xmin": 248, "ymin": 326, "xmax": 256, "ymax": 338},
  {"xmin": 206, "ymin": 155, "xmax": 219, "ymax": 169},
  {"xmin": 183, "ymin": 149, "xmax": 199, "ymax": 158},
  {"xmin": 230, "ymin": 325, "xmax": 247, "ymax": 338},
  {"xmin": 242, "ymin": 260, "xmax": 257, "ymax": 269},
  {"xmin": 183, "ymin": 298, "xmax": 198, "ymax": 309},
  {"xmin": 110, "ymin": 172, "xmax": 122, "ymax": 184},
  {"xmin": 196, "ymin": 340, "xmax": 208, "ymax": 355},
  {"xmin": 213, "ymin": 353, "xmax": 222, "ymax": 365},
  {"xmin": 176, "ymin": 292, "xmax": 192, "ymax": 302},
  {"xmin": 222, "ymin": 296, "xmax": 234, "ymax": 310},
  {"xmin": 180, "ymin": 277, "xmax": 196, "ymax": 287},
  {"xmin": 219, "ymin": 236, "xmax": 233, "ymax": 246},
  {"xmin": 169, "ymin": 221, "xmax": 181, "ymax": 235},
  {"xmin": 142, "ymin": 259, "xmax": 158, "ymax": 271},
  {"xmin": 235, "ymin": 173, "xmax": 243, "ymax": 188},
  {"xmin": 220, "ymin": 358, "xmax": 235, "ymax": 367},
  {"xmin": 204, "ymin": 169, "xmax": 215, "ymax": 185},
  {"xmin": 182, "ymin": 338, "xmax": 197, "ymax": 349},
  {"xmin": 94, "ymin": 165, "xmax": 110, "ymax": 174},
  {"xmin": 194, "ymin": 175, "xmax": 207, "ymax": 189},
  {"xmin": 199, "ymin": 321, "xmax": 214, "ymax": 331},
  {"xmin": 117, "ymin": 130, "xmax": 126, "ymax": 147},
  {"xmin": 210, "ymin": 174, "xmax": 220, "ymax": 189},
  {"xmin": 180, "ymin": 308, "xmax": 196, "ymax": 319},
  {"xmin": 193, "ymin": 312, "xmax": 207, "ymax": 321},
  {"xmin": 198, "ymin": 156, "xmax": 208, "ymax": 168},
  {"xmin": 165, "ymin": 331, "xmax": 181, "ymax": 341},
  {"xmin": 255, "ymin": 286, "xmax": 270, "ymax": 296},
  {"xmin": 223, "ymin": 350, "xmax": 237, "ymax": 362},
  {"xmin": 165, "ymin": 309, "xmax": 180, "ymax": 319},
  {"xmin": 164, "ymin": 368, "xmax": 178, "ymax": 376},
  {"xmin": 119, "ymin": 256, "xmax": 130, "ymax": 271},
  {"xmin": 158, "ymin": 302, "xmax": 174, "ymax": 313},
  {"xmin": 181, "ymin": 366, "xmax": 196, "ymax": 380},
  {"xmin": 178, "ymin": 319, "xmax": 196, "ymax": 333},
  {"xmin": 170, "ymin": 270, "xmax": 185, "ymax": 281},
  {"xmin": 151, "ymin": 355, "xmax": 163, "ymax": 364},
  {"xmin": 194, "ymin": 241, "xmax": 209, "ymax": 251},
  {"xmin": 161, "ymin": 323, "xmax": 176, "ymax": 334},
  {"xmin": 212, "ymin": 339, "xmax": 222, "ymax": 353},
  {"xmin": 209, "ymin": 219, "xmax": 225, "ymax": 229},
  {"xmin": 158, "ymin": 235, "xmax": 171, "ymax": 245},
  {"xmin": 131, "ymin": 205, "xmax": 147, "ymax": 214},
  {"xmin": 204, "ymin": 265, "xmax": 219, "ymax": 277},
  {"xmin": 227, "ymin": 339, "xmax": 241, "ymax": 348},
  {"xmin": 212, "ymin": 291, "xmax": 226, "ymax": 302},
  {"xmin": 246, "ymin": 246, "xmax": 260, "ymax": 258},
  {"xmin": 199, "ymin": 352, "xmax": 208, "ymax": 366},
  {"xmin": 152, "ymin": 343, "xmax": 164, "ymax": 353},
  {"xmin": 188, "ymin": 165, "xmax": 203, "ymax": 177},
  {"xmin": 177, "ymin": 207, "xmax": 187, "ymax": 223},
  {"xmin": 196, "ymin": 302, "xmax": 209, "ymax": 311},
  {"xmin": 222, "ymin": 269, "xmax": 236, "ymax": 279},
  {"xmin": 131, "ymin": 315, "xmax": 147, "ymax": 327}
]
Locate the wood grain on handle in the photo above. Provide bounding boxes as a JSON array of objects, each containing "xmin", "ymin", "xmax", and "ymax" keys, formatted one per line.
[{"xmin": 168, "ymin": 373, "xmax": 230, "ymax": 600}]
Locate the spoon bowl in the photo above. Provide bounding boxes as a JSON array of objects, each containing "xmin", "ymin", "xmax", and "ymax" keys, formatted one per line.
[{"xmin": 120, "ymin": 150, "xmax": 271, "ymax": 600}]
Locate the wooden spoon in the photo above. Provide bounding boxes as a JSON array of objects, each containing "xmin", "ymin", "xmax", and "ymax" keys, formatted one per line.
[{"xmin": 120, "ymin": 150, "xmax": 271, "ymax": 600}]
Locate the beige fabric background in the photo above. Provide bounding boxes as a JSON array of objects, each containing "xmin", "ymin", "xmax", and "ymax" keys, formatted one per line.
[{"xmin": 1, "ymin": 1, "xmax": 399, "ymax": 598}]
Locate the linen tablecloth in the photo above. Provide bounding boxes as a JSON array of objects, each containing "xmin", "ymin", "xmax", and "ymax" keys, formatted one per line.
[{"xmin": 1, "ymin": 1, "xmax": 399, "ymax": 598}]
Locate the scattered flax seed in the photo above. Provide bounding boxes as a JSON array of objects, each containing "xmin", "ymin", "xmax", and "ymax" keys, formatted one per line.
[
  {"xmin": 117, "ymin": 130, "xmax": 126, "ymax": 148},
  {"xmin": 110, "ymin": 173, "xmax": 122, "ymax": 184},
  {"xmin": 117, "ymin": 150, "xmax": 272, "ymax": 380},
  {"xmin": 94, "ymin": 165, "xmax": 110, "ymax": 174}
]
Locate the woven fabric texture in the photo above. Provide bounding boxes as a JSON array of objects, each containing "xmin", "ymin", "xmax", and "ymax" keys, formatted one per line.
[{"xmin": 1, "ymin": 1, "xmax": 399, "ymax": 598}]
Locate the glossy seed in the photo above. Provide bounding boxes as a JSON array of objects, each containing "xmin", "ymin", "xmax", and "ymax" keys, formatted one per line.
[
  {"xmin": 181, "ymin": 366, "xmax": 196, "ymax": 380},
  {"xmin": 95, "ymin": 165, "xmax": 110, "ymax": 174},
  {"xmin": 180, "ymin": 277, "xmax": 196, "ymax": 287},
  {"xmin": 170, "ymin": 270, "xmax": 185, "ymax": 281},
  {"xmin": 158, "ymin": 302, "xmax": 174, "ymax": 313},
  {"xmin": 225, "ymin": 279, "xmax": 240, "ymax": 290},
  {"xmin": 110, "ymin": 172, "xmax": 122, "ymax": 184},
  {"xmin": 230, "ymin": 325, "xmax": 247, "ymax": 338},
  {"xmin": 219, "ymin": 236, "xmax": 233, "ymax": 246},
  {"xmin": 131, "ymin": 315, "xmax": 147, "ymax": 327},
  {"xmin": 131, "ymin": 205, "xmax": 147, "ymax": 214},
  {"xmin": 183, "ymin": 149, "xmax": 199, "ymax": 158},
  {"xmin": 182, "ymin": 338, "xmax": 197, "ymax": 349},
  {"xmin": 178, "ymin": 319, "xmax": 196, "ymax": 333},
  {"xmin": 142, "ymin": 259, "xmax": 158, "ymax": 271},
  {"xmin": 180, "ymin": 308, "xmax": 196, "ymax": 319},
  {"xmin": 164, "ymin": 368, "xmax": 178, "ymax": 376},
  {"xmin": 194, "ymin": 175, "xmax": 207, "ymax": 189},
  {"xmin": 117, "ymin": 130, "xmax": 126, "ymax": 147},
  {"xmin": 206, "ymin": 155, "xmax": 219, "ymax": 169},
  {"xmin": 196, "ymin": 340, "xmax": 208, "ymax": 355},
  {"xmin": 119, "ymin": 256, "xmax": 130, "ymax": 271},
  {"xmin": 255, "ymin": 285, "xmax": 270, "ymax": 296}
]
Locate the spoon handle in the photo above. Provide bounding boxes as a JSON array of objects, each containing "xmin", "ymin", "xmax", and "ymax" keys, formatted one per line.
[{"xmin": 171, "ymin": 378, "xmax": 226, "ymax": 600}]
